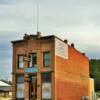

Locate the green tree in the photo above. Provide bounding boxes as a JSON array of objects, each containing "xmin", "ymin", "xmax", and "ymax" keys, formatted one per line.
[{"xmin": 90, "ymin": 59, "xmax": 100, "ymax": 91}]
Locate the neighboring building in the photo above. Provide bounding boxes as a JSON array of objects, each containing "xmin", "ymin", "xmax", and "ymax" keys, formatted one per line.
[
  {"xmin": 0, "ymin": 80, "xmax": 11, "ymax": 97},
  {"xmin": 11, "ymin": 32, "xmax": 90, "ymax": 100},
  {"xmin": 89, "ymin": 78, "xmax": 95, "ymax": 100}
]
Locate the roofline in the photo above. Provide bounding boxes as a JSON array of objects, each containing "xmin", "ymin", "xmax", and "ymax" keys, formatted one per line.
[
  {"xmin": 11, "ymin": 40, "xmax": 24, "ymax": 44},
  {"xmin": 11, "ymin": 33, "xmax": 88, "ymax": 59},
  {"xmin": 11, "ymin": 34, "xmax": 65, "ymax": 44},
  {"xmin": 68, "ymin": 45, "xmax": 89, "ymax": 59}
]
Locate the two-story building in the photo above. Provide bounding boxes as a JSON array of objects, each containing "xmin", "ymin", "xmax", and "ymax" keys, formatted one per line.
[{"xmin": 11, "ymin": 32, "xmax": 90, "ymax": 100}]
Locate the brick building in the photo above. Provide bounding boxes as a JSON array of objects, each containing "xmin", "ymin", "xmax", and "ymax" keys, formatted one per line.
[{"xmin": 11, "ymin": 32, "xmax": 90, "ymax": 100}]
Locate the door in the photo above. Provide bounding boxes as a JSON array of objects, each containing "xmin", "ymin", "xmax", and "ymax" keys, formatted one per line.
[{"xmin": 29, "ymin": 75, "xmax": 37, "ymax": 100}]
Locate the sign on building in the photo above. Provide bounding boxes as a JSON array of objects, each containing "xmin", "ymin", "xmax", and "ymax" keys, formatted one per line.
[
  {"xmin": 42, "ymin": 83, "xmax": 51, "ymax": 99},
  {"xmin": 55, "ymin": 38, "xmax": 68, "ymax": 59},
  {"xmin": 24, "ymin": 66, "xmax": 38, "ymax": 73}
]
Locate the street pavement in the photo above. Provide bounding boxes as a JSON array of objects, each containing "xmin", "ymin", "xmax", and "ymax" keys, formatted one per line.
[
  {"xmin": 97, "ymin": 98, "xmax": 100, "ymax": 100},
  {"xmin": 0, "ymin": 97, "xmax": 11, "ymax": 100}
]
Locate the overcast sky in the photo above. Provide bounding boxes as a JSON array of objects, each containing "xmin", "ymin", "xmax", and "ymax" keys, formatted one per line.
[{"xmin": 0, "ymin": 0, "xmax": 100, "ymax": 80}]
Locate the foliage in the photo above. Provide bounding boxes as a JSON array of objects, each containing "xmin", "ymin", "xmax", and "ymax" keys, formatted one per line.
[{"xmin": 90, "ymin": 59, "xmax": 100, "ymax": 91}]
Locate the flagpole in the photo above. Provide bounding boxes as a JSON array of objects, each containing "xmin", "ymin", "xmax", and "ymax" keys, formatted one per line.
[{"xmin": 36, "ymin": 0, "xmax": 39, "ymax": 33}]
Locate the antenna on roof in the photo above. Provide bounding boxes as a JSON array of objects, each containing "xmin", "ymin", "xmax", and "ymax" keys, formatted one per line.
[{"xmin": 36, "ymin": 0, "xmax": 39, "ymax": 34}]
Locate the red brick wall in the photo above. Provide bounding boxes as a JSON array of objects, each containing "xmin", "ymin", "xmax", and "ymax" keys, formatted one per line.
[
  {"xmin": 55, "ymin": 45, "xmax": 89, "ymax": 100},
  {"xmin": 12, "ymin": 37, "xmax": 55, "ymax": 100}
]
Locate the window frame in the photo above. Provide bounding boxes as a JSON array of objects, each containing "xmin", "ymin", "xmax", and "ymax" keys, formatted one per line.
[
  {"xmin": 29, "ymin": 53, "xmax": 37, "ymax": 67},
  {"xmin": 17, "ymin": 55, "xmax": 24, "ymax": 69},
  {"xmin": 43, "ymin": 52, "xmax": 51, "ymax": 68},
  {"xmin": 16, "ymin": 75, "xmax": 24, "ymax": 99},
  {"xmin": 41, "ymin": 72, "xmax": 52, "ymax": 100}
]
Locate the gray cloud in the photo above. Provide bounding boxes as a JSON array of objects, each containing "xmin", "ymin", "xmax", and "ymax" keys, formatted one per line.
[
  {"xmin": 0, "ymin": 59, "xmax": 12, "ymax": 80},
  {"xmin": 0, "ymin": 0, "xmax": 16, "ymax": 5},
  {"xmin": 0, "ymin": 0, "xmax": 100, "ymax": 80}
]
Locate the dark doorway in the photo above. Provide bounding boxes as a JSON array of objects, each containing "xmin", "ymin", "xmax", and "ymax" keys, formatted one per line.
[{"xmin": 29, "ymin": 75, "xmax": 37, "ymax": 100}]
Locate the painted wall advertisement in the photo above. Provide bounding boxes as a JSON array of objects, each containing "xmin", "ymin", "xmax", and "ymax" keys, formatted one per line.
[
  {"xmin": 42, "ymin": 83, "xmax": 51, "ymax": 99},
  {"xmin": 55, "ymin": 38, "xmax": 68, "ymax": 59},
  {"xmin": 16, "ymin": 83, "xmax": 24, "ymax": 98}
]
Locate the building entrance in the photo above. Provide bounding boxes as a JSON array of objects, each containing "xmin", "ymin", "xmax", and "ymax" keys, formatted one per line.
[{"xmin": 29, "ymin": 75, "xmax": 37, "ymax": 100}]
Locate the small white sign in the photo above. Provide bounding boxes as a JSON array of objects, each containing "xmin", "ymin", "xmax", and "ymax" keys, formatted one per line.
[
  {"xmin": 55, "ymin": 38, "xmax": 68, "ymax": 59},
  {"xmin": 42, "ymin": 83, "xmax": 51, "ymax": 99}
]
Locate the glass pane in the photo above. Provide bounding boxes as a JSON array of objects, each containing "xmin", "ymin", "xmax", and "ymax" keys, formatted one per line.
[
  {"xmin": 32, "ymin": 53, "xmax": 37, "ymax": 64},
  {"xmin": 30, "ymin": 76, "xmax": 37, "ymax": 84},
  {"xmin": 29, "ymin": 53, "xmax": 37, "ymax": 67},
  {"xmin": 42, "ymin": 73, "xmax": 52, "ymax": 99},
  {"xmin": 42, "ymin": 73, "xmax": 51, "ymax": 83},
  {"xmin": 44, "ymin": 52, "xmax": 50, "ymax": 67},
  {"xmin": 44, "ymin": 59, "xmax": 50, "ymax": 67},
  {"xmin": 17, "ymin": 77, "xmax": 24, "ymax": 83},
  {"xmin": 19, "ymin": 62, "xmax": 24, "ymax": 68},
  {"xmin": 42, "ymin": 83, "xmax": 51, "ymax": 99},
  {"xmin": 44, "ymin": 53, "xmax": 50, "ymax": 59},
  {"xmin": 32, "ymin": 53, "xmax": 36, "ymax": 58},
  {"xmin": 29, "ymin": 60, "xmax": 32, "ymax": 67},
  {"xmin": 18, "ymin": 56, "xmax": 24, "ymax": 68},
  {"xmin": 19, "ymin": 56, "xmax": 23, "ymax": 62},
  {"xmin": 16, "ymin": 83, "xmax": 24, "ymax": 99}
]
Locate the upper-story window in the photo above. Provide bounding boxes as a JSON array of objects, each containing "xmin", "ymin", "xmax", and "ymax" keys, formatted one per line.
[
  {"xmin": 29, "ymin": 53, "xmax": 37, "ymax": 67},
  {"xmin": 43, "ymin": 52, "xmax": 50, "ymax": 67},
  {"xmin": 18, "ymin": 55, "xmax": 24, "ymax": 68}
]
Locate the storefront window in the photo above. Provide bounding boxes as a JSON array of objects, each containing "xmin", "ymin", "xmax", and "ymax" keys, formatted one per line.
[
  {"xmin": 18, "ymin": 55, "xmax": 24, "ymax": 68},
  {"xmin": 29, "ymin": 53, "xmax": 37, "ymax": 67},
  {"xmin": 16, "ymin": 76, "xmax": 24, "ymax": 100},
  {"xmin": 42, "ymin": 73, "xmax": 51, "ymax": 83},
  {"xmin": 43, "ymin": 52, "xmax": 50, "ymax": 67},
  {"xmin": 42, "ymin": 73, "xmax": 52, "ymax": 100}
]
